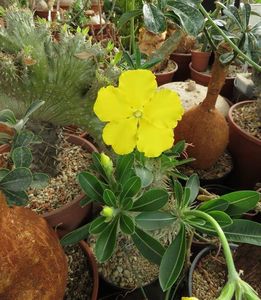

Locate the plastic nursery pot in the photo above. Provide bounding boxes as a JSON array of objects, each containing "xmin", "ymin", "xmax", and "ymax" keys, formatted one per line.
[
  {"xmin": 191, "ymin": 50, "xmax": 211, "ymax": 72},
  {"xmin": 170, "ymin": 52, "xmax": 192, "ymax": 81},
  {"xmin": 155, "ymin": 61, "xmax": 178, "ymax": 87},
  {"xmin": 43, "ymin": 134, "xmax": 98, "ymax": 238},
  {"xmin": 187, "ymin": 244, "xmax": 238, "ymax": 298},
  {"xmin": 227, "ymin": 101, "xmax": 261, "ymax": 189},
  {"xmin": 189, "ymin": 62, "xmax": 235, "ymax": 100},
  {"xmin": 79, "ymin": 240, "xmax": 99, "ymax": 300}
]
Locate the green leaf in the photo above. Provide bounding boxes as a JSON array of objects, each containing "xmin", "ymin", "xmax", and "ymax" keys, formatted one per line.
[
  {"xmin": 11, "ymin": 146, "xmax": 32, "ymax": 168},
  {"xmin": 77, "ymin": 172, "xmax": 105, "ymax": 202},
  {"xmin": 221, "ymin": 191, "xmax": 260, "ymax": 217},
  {"xmin": 131, "ymin": 189, "xmax": 168, "ymax": 211},
  {"xmin": 198, "ymin": 198, "xmax": 229, "ymax": 213},
  {"xmin": 120, "ymin": 176, "xmax": 141, "ymax": 199},
  {"xmin": 120, "ymin": 214, "xmax": 135, "ymax": 235},
  {"xmin": 182, "ymin": 187, "xmax": 191, "ymax": 208},
  {"xmin": 143, "ymin": 3, "xmax": 167, "ymax": 34},
  {"xmin": 222, "ymin": 219, "xmax": 261, "ymax": 246},
  {"xmin": 13, "ymin": 130, "xmax": 35, "ymax": 148},
  {"xmin": 141, "ymin": 57, "xmax": 162, "ymax": 70},
  {"xmin": 60, "ymin": 223, "xmax": 90, "ymax": 246},
  {"xmin": 95, "ymin": 217, "xmax": 119, "ymax": 262},
  {"xmin": 219, "ymin": 52, "xmax": 234, "ymax": 64},
  {"xmin": 132, "ymin": 226, "xmax": 165, "ymax": 265},
  {"xmin": 159, "ymin": 223, "xmax": 186, "ymax": 291},
  {"xmin": 30, "ymin": 173, "xmax": 49, "ymax": 189},
  {"xmin": 134, "ymin": 43, "xmax": 141, "ymax": 68},
  {"xmin": 174, "ymin": 180, "xmax": 183, "ymax": 207},
  {"xmin": 22, "ymin": 100, "xmax": 45, "ymax": 124},
  {"xmin": 185, "ymin": 174, "xmax": 199, "ymax": 205},
  {"xmin": 208, "ymin": 211, "xmax": 233, "ymax": 227},
  {"xmin": 118, "ymin": 9, "xmax": 142, "ymax": 28},
  {"xmin": 167, "ymin": 1, "xmax": 204, "ymax": 36},
  {"xmin": 92, "ymin": 152, "xmax": 107, "ymax": 179},
  {"xmin": 136, "ymin": 212, "xmax": 176, "ymax": 230},
  {"xmin": 171, "ymin": 140, "xmax": 185, "ymax": 155},
  {"xmin": 89, "ymin": 216, "xmax": 108, "ymax": 234},
  {"xmin": 0, "ymin": 169, "xmax": 9, "ymax": 180},
  {"xmin": 241, "ymin": 3, "xmax": 251, "ymax": 29},
  {"xmin": 103, "ymin": 189, "xmax": 117, "ymax": 207},
  {"xmin": 0, "ymin": 168, "xmax": 32, "ymax": 192},
  {"xmin": 120, "ymin": 197, "xmax": 133, "ymax": 210},
  {"xmin": 5, "ymin": 190, "xmax": 28, "ymax": 206},
  {"xmin": 0, "ymin": 109, "xmax": 17, "ymax": 125},
  {"xmin": 135, "ymin": 166, "xmax": 154, "ymax": 188},
  {"xmin": 123, "ymin": 51, "xmax": 135, "ymax": 69},
  {"xmin": 115, "ymin": 153, "xmax": 135, "ymax": 183}
]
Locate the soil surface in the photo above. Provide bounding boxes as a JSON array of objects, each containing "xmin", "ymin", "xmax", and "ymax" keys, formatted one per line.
[
  {"xmin": 232, "ymin": 102, "xmax": 261, "ymax": 140},
  {"xmin": 64, "ymin": 244, "xmax": 93, "ymax": 300}
]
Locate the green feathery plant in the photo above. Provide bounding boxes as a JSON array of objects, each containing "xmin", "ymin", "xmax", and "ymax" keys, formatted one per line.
[{"xmin": 0, "ymin": 8, "xmax": 119, "ymax": 138}]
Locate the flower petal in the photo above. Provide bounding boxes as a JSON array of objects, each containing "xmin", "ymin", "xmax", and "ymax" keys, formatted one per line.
[
  {"xmin": 137, "ymin": 119, "xmax": 174, "ymax": 157},
  {"xmin": 143, "ymin": 89, "xmax": 184, "ymax": 128},
  {"xmin": 119, "ymin": 70, "xmax": 157, "ymax": 109},
  {"xmin": 94, "ymin": 86, "xmax": 132, "ymax": 122},
  {"xmin": 103, "ymin": 118, "xmax": 138, "ymax": 155}
]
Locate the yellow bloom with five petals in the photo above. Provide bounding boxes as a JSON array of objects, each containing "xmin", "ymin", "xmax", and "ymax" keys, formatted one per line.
[{"xmin": 94, "ymin": 70, "xmax": 184, "ymax": 157}]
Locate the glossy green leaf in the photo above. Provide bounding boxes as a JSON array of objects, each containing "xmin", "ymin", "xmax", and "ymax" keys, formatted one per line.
[
  {"xmin": 0, "ymin": 168, "xmax": 32, "ymax": 192},
  {"xmin": 143, "ymin": 3, "xmax": 167, "ymax": 33},
  {"xmin": 115, "ymin": 153, "xmax": 135, "ymax": 183},
  {"xmin": 5, "ymin": 190, "xmax": 28, "ymax": 206},
  {"xmin": 0, "ymin": 109, "xmax": 17, "ymax": 125},
  {"xmin": 221, "ymin": 191, "xmax": 260, "ymax": 216},
  {"xmin": 241, "ymin": 3, "xmax": 251, "ymax": 29},
  {"xmin": 223, "ymin": 6, "xmax": 243, "ymax": 30},
  {"xmin": 11, "ymin": 146, "xmax": 32, "ymax": 168},
  {"xmin": 30, "ymin": 173, "xmax": 49, "ymax": 189},
  {"xmin": 159, "ymin": 223, "xmax": 186, "ymax": 291},
  {"xmin": 103, "ymin": 189, "xmax": 117, "ymax": 207},
  {"xmin": 166, "ymin": 1, "xmax": 204, "ymax": 36},
  {"xmin": 13, "ymin": 130, "xmax": 35, "ymax": 148},
  {"xmin": 174, "ymin": 180, "xmax": 183, "ymax": 207},
  {"xmin": 136, "ymin": 212, "xmax": 176, "ymax": 230},
  {"xmin": 131, "ymin": 189, "xmax": 168, "ymax": 211},
  {"xmin": 118, "ymin": 9, "xmax": 142, "ymax": 28},
  {"xmin": 135, "ymin": 166, "xmax": 154, "ymax": 188},
  {"xmin": 95, "ymin": 217, "xmax": 119, "ymax": 262},
  {"xmin": 120, "ymin": 214, "xmax": 135, "ymax": 235},
  {"xmin": 120, "ymin": 197, "xmax": 133, "ymax": 210},
  {"xmin": 222, "ymin": 219, "xmax": 261, "ymax": 246},
  {"xmin": 208, "ymin": 211, "xmax": 233, "ymax": 227},
  {"xmin": 198, "ymin": 198, "xmax": 229, "ymax": 212},
  {"xmin": 22, "ymin": 100, "xmax": 45, "ymax": 123},
  {"xmin": 77, "ymin": 171, "xmax": 105, "ymax": 202},
  {"xmin": 219, "ymin": 52, "xmax": 234, "ymax": 64},
  {"xmin": 171, "ymin": 140, "xmax": 186, "ymax": 155},
  {"xmin": 185, "ymin": 174, "xmax": 199, "ymax": 205},
  {"xmin": 89, "ymin": 216, "xmax": 108, "ymax": 234},
  {"xmin": 120, "ymin": 176, "xmax": 141, "ymax": 199},
  {"xmin": 60, "ymin": 223, "xmax": 90, "ymax": 246},
  {"xmin": 132, "ymin": 226, "xmax": 165, "ymax": 265},
  {"xmin": 182, "ymin": 187, "xmax": 191, "ymax": 208}
]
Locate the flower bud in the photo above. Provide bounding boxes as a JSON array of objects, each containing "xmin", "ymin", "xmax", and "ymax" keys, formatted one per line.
[
  {"xmin": 100, "ymin": 153, "xmax": 113, "ymax": 176},
  {"xmin": 100, "ymin": 206, "xmax": 114, "ymax": 222}
]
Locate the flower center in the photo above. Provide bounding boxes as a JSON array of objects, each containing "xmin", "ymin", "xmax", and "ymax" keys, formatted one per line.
[{"xmin": 133, "ymin": 110, "xmax": 143, "ymax": 118}]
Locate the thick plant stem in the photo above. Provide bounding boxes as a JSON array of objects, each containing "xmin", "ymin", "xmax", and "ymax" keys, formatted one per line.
[
  {"xmin": 201, "ymin": 44, "xmax": 230, "ymax": 111},
  {"xmin": 198, "ymin": 3, "xmax": 261, "ymax": 72},
  {"xmin": 184, "ymin": 210, "xmax": 239, "ymax": 280}
]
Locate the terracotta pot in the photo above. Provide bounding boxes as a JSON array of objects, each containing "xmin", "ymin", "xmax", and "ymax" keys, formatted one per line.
[
  {"xmin": 34, "ymin": 10, "xmax": 57, "ymax": 20},
  {"xmin": 0, "ymin": 144, "xmax": 11, "ymax": 168},
  {"xmin": 191, "ymin": 50, "xmax": 211, "ymax": 72},
  {"xmin": 155, "ymin": 62, "xmax": 178, "ymax": 86},
  {"xmin": 79, "ymin": 240, "xmax": 99, "ymax": 300},
  {"xmin": 227, "ymin": 101, "xmax": 261, "ymax": 189},
  {"xmin": 170, "ymin": 52, "xmax": 191, "ymax": 81},
  {"xmin": 189, "ymin": 62, "xmax": 235, "ymax": 100},
  {"xmin": 43, "ymin": 134, "xmax": 98, "ymax": 238}
]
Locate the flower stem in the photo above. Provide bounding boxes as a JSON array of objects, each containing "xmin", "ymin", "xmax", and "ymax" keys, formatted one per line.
[
  {"xmin": 198, "ymin": 4, "xmax": 261, "ymax": 72},
  {"xmin": 130, "ymin": 0, "xmax": 135, "ymax": 54},
  {"xmin": 184, "ymin": 209, "xmax": 239, "ymax": 280}
]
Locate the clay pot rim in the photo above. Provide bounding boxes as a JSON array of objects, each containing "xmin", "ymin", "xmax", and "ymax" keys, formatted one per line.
[
  {"xmin": 79, "ymin": 240, "xmax": 99, "ymax": 300},
  {"xmin": 191, "ymin": 50, "xmax": 211, "ymax": 55},
  {"xmin": 228, "ymin": 100, "xmax": 261, "ymax": 146},
  {"xmin": 42, "ymin": 134, "xmax": 98, "ymax": 219},
  {"xmin": 172, "ymin": 52, "xmax": 192, "ymax": 57},
  {"xmin": 189, "ymin": 62, "xmax": 236, "ymax": 79},
  {"xmin": 154, "ymin": 61, "xmax": 178, "ymax": 76}
]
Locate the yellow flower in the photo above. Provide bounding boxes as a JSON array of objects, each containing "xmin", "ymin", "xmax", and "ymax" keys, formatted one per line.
[{"xmin": 94, "ymin": 70, "xmax": 184, "ymax": 157}]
